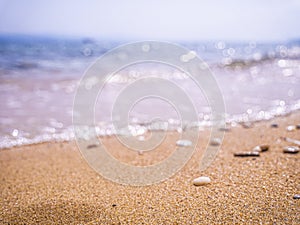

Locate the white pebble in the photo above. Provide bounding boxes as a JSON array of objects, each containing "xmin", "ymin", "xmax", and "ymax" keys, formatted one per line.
[
  {"xmin": 176, "ymin": 139, "xmax": 192, "ymax": 147},
  {"xmin": 286, "ymin": 125, "xmax": 296, "ymax": 131},
  {"xmin": 252, "ymin": 145, "xmax": 269, "ymax": 152},
  {"xmin": 283, "ymin": 146, "xmax": 299, "ymax": 154},
  {"xmin": 193, "ymin": 176, "xmax": 211, "ymax": 186},
  {"xmin": 252, "ymin": 146, "xmax": 261, "ymax": 152}
]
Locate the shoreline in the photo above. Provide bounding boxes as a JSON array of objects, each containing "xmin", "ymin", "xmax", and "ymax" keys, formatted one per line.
[
  {"xmin": 0, "ymin": 111, "xmax": 299, "ymax": 224},
  {"xmin": 1, "ymin": 109, "xmax": 300, "ymax": 151}
]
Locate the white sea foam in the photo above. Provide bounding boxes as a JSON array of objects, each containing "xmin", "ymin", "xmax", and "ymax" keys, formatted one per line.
[{"xmin": 1, "ymin": 37, "xmax": 300, "ymax": 149}]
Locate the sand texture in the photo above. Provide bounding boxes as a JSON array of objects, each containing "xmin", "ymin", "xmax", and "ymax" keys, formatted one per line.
[{"xmin": 0, "ymin": 113, "xmax": 300, "ymax": 224}]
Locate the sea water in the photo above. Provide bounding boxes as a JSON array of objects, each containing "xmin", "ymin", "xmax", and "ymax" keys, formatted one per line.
[{"xmin": 0, "ymin": 35, "xmax": 299, "ymax": 149}]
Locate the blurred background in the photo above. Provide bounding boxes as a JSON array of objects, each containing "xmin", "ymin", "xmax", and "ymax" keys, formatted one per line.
[
  {"xmin": 0, "ymin": 0, "xmax": 300, "ymax": 148},
  {"xmin": 0, "ymin": 0, "xmax": 299, "ymax": 41}
]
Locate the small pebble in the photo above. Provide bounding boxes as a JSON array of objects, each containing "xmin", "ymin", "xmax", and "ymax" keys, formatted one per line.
[
  {"xmin": 210, "ymin": 138, "xmax": 221, "ymax": 146},
  {"xmin": 87, "ymin": 144, "xmax": 98, "ymax": 149},
  {"xmin": 286, "ymin": 125, "xmax": 296, "ymax": 131},
  {"xmin": 193, "ymin": 176, "xmax": 211, "ymax": 186},
  {"xmin": 242, "ymin": 122, "xmax": 253, "ymax": 129},
  {"xmin": 138, "ymin": 150, "xmax": 144, "ymax": 155},
  {"xmin": 293, "ymin": 194, "xmax": 300, "ymax": 199},
  {"xmin": 283, "ymin": 146, "xmax": 299, "ymax": 154},
  {"xmin": 219, "ymin": 127, "xmax": 230, "ymax": 132},
  {"xmin": 252, "ymin": 145, "xmax": 269, "ymax": 152},
  {"xmin": 112, "ymin": 204, "xmax": 117, "ymax": 207},
  {"xmin": 296, "ymin": 124, "xmax": 300, "ymax": 129},
  {"xmin": 270, "ymin": 123, "xmax": 278, "ymax": 128},
  {"xmin": 234, "ymin": 152, "xmax": 260, "ymax": 157},
  {"xmin": 176, "ymin": 139, "xmax": 192, "ymax": 147}
]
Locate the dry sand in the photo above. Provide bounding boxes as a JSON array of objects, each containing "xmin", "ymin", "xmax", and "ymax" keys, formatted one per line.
[{"xmin": 0, "ymin": 112, "xmax": 299, "ymax": 224}]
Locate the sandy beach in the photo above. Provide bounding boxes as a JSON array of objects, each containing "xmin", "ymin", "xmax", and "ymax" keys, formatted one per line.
[
  {"xmin": 1, "ymin": 0, "xmax": 300, "ymax": 224},
  {"xmin": 0, "ymin": 112, "xmax": 299, "ymax": 224}
]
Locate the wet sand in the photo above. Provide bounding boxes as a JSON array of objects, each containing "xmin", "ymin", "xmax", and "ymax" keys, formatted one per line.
[{"xmin": 0, "ymin": 112, "xmax": 299, "ymax": 224}]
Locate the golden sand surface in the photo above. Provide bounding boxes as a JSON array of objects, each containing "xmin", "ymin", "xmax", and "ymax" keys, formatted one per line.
[{"xmin": 0, "ymin": 112, "xmax": 299, "ymax": 224}]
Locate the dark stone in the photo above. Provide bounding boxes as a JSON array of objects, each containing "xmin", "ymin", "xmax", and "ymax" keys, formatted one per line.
[
  {"xmin": 87, "ymin": 144, "xmax": 98, "ymax": 149},
  {"xmin": 234, "ymin": 152, "xmax": 260, "ymax": 157},
  {"xmin": 260, "ymin": 145, "xmax": 269, "ymax": 152},
  {"xmin": 293, "ymin": 194, "xmax": 300, "ymax": 199}
]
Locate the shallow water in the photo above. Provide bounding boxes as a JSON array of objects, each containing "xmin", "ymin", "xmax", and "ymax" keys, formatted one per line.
[{"xmin": 0, "ymin": 35, "xmax": 300, "ymax": 148}]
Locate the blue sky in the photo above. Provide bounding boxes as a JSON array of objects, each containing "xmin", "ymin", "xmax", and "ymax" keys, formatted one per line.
[{"xmin": 0, "ymin": 0, "xmax": 299, "ymax": 41}]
